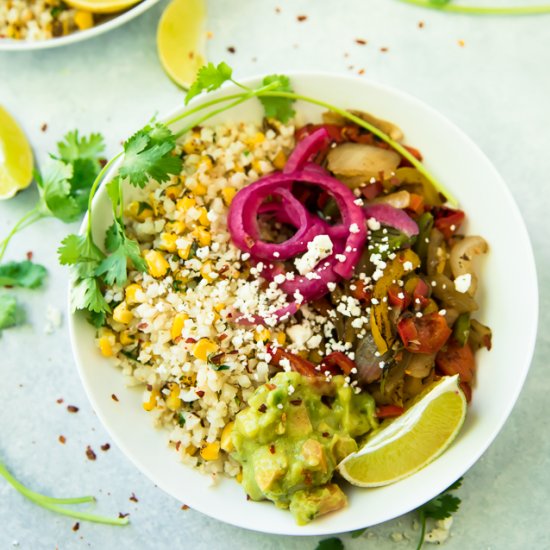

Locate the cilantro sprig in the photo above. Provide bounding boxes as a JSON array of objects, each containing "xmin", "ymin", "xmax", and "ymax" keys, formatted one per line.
[
  {"xmin": 398, "ymin": 0, "xmax": 550, "ymax": 15},
  {"xmin": 59, "ymin": 122, "xmax": 181, "ymax": 324},
  {"xmin": 416, "ymin": 477, "xmax": 462, "ymax": 550},
  {"xmin": 0, "ymin": 131, "xmax": 105, "ymax": 262},
  {"xmin": 0, "ymin": 459, "xmax": 128, "ymax": 526}
]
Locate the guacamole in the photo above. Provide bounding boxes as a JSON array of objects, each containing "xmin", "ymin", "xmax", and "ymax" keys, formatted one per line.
[{"xmin": 231, "ymin": 371, "xmax": 378, "ymax": 524}]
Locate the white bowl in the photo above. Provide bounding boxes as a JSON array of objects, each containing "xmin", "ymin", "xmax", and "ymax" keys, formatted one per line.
[
  {"xmin": 0, "ymin": 0, "xmax": 161, "ymax": 51},
  {"xmin": 68, "ymin": 73, "xmax": 538, "ymax": 536}
]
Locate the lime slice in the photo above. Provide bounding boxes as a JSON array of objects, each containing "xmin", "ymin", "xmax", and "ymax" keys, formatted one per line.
[
  {"xmin": 0, "ymin": 106, "xmax": 33, "ymax": 201},
  {"xmin": 338, "ymin": 375, "xmax": 466, "ymax": 487},
  {"xmin": 63, "ymin": 0, "xmax": 142, "ymax": 14},
  {"xmin": 157, "ymin": 0, "xmax": 206, "ymax": 89}
]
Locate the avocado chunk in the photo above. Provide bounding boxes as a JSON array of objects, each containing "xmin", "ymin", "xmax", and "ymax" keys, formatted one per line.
[{"xmin": 231, "ymin": 371, "xmax": 378, "ymax": 523}]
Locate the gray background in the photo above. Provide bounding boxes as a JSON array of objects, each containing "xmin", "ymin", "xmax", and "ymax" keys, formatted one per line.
[{"xmin": 1, "ymin": 0, "xmax": 549, "ymax": 548}]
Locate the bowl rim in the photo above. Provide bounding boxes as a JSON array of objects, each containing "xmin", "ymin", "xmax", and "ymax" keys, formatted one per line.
[
  {"xmin": 0, "ymin": 0, "xmax": 161, "ymax": 52},
  {"xmin": 67, "ymin": 71, "xmax": 539, "ymax": 535}
]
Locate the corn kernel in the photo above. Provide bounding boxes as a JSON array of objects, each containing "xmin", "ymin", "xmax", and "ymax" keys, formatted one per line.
[
  {"xmin": 159, "ymin": 232, "xmax": 178, "ymax": 253},
  {"xmin": 248, "ymin": 132, "xmax": 265, "ymax": 146},
  {"xmin": 199, "ymin": 156, "xmax": 213, "ymax": 170},
  {"xmin": 125, "ymin": 283, "xmax": 143, "ymax": 305},
  {"xmin": 185, "ymin": 445, "xmax": 198, "ymax": 456},
  {"xmin": 276, "ymin": 332, "xmax": 286, "ymax": 345},
  {"xmin": 200, "ymin": 442, "xmax": 220, "ymax": 461},
  {"xmin": 221, "ymin": 187, "xmax": 236, "ymax": 206},
  {"xmin": 192, "ymin": 338, "xmax": 218, "ymax": 361},
  {"xmin": 74, "ymin": 10, "xmax": 94, "ymax": 30},
  {"xmin": 194, "ymin": 183, "xmax": 208, "ymax": 196},
  {"xmin": 165, "ymin": 220, "xmax": 186, "ymax": 235},
  {"xmin": 193, "ymin": 227, "xmax": 211, "ymax": 247},
  {"xmin": 272, "ymin": 149, "xmax": 287, "ymax": 170},
  {"xmin": 171, "ymin": 312, "xmax": 188, "ymax": 341},
  {"xmin": 197, "ymin": 207, "xmax": 210, "ymax": 226},
  {"xmin": 119, "ymin": 330, "xmax": 135, "ymax": 346},
  {"xmin": 200, "ymin": 261, "xmax": 216, "ymax": 283},
  {"xmin": 176, "ymin": 196, "xmax": 196, "ymax": 212},
  {"xmin": 251, "ymin": 159, "xmax": 263, "ymax": 174},
  {"xmin": 113, "ymin": 302, "xmax": 133, "ymax": 324},
  {"xmin": 165, "ymin": 184, "xmax": 183, "ymax": 200},
  {"xmin": 143, "ymin": 389, "xmax": 160, "ymax": 411},
  {"xmin": 144, "ymin": 250, "xmax": 170, "ymax": 278},
  {"xmin": 127, "ymin": 201, "xmax": 154, "ymax": 222},
  {"xmin": 214, "ymin": 303, "xmax": 225, "ymax": 312},
  {"xmin": 166, "ymin": 383, "xmax": 182, "ymax": 411},
  {"xmin": 98, "ymin": 335, "xmax": 113, "ymax": 357},
  {"xmin": 177, "ymin": 240, "xmax": 193, "ymax": 259},
  {"xmin": 220, "ymin": 422, "xmax": 235, "ymax": 452},
  {"xmin": 254, "ymin": 328, "xmax": 271, "ymax": 342}
]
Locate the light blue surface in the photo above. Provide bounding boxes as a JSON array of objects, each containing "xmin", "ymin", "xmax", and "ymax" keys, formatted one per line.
[{"xmin": 1, "ymin": 1, "xmax": 549, "ymax": 548}]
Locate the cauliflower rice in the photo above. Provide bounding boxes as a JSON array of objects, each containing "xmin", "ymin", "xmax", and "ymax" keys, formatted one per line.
[
  {"xmin": 97, "ymin": 121, "xmax": 299, "ymax": 480},
  {"xmin": 0, "ymin": 0, "xmax": 127, "ymax": 41}
]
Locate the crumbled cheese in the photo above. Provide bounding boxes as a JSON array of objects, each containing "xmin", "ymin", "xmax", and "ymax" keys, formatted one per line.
[
  {"xmin": 294, "ymin": 234, "xmax": 333, "ymax": 275},
  {"xmin": 403, "ymin": 261, "xmax": 413, "ymax": 271},
  {"xmin": 349, "ymin": 223, "xmax": 360, "ymax": 234},
  {"xmin": 286, "ymin": 324, "xmax": 313, "ymax": 347},
  {"xmin": 425, "ymin": 517, "xmax": 453, "ymax": 545},
  {"xmin": 367, "ymin": 217, "xmax": 381, "ymax": 231},
  {"xmin": 454, "ymin": 273, "xmax": 472, "ymax": 293}
]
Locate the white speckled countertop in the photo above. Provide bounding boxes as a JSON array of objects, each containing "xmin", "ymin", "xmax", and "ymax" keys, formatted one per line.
[{"xmin": 1, "ymin": 1, "xmax": 549, "ymax": 548}]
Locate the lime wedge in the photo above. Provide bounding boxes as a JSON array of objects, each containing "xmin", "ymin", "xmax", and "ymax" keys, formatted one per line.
[
  {"xmin": 0, "ymin": 106, "xmax": 33, "ymax": 201},
  {"xmin": 338, "ymin": 375, "xmax": 466, "ymax": 487},
  {"xmin": 157, "ymin": 0, "xmax": 206, "ymax": 89},
  {"xmin": 63, "ymin": 0, "xmax": 142, "ymax": 14}
]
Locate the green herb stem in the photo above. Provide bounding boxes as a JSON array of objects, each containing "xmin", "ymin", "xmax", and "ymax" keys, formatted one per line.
[
  {"xmin": 86, "ymin": 153, "xmax": 122, "ymax": 238},
  {"xmin": 0, "ymin": 461, "xmax": 128, "ymax": 526},
  {"xmin": 398, "ymin": 0, "xmax": 550, "ymax": 15},
  {"xmin": 0, "ymin": 206, "xmax": 44, "ymax": 262},
  {"xmin": 416, "ymin": 509, "xmax": 427, "ymax": 550}
]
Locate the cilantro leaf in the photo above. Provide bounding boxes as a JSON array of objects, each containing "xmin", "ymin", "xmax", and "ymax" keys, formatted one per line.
[
  {"xmin": 258, "ymin": 74, "xmax": 296, "ymax": 123},
  {"xmin": 185, "ymin": 62, "xmax": 233, "ymax": 104},
  {"xmin": 56, "ymin": 131, "xmax": 105, "ymax": 163},
  {"xmin": 0, "ymin": 294, "xmax": 19, "ymax": 330},
  {"xmin": 70, "ymin": 277, "xmax": 110, "ymax": 314},
  {"xmin": 315, "ymin": 538, "xmax": 344, "ymax": 550},
  {"xmin": 118, "ymin": 122, "xmax": 182, "ymax": 188},
  {"xmin": 88, "ymin": 310, "xmax": 107, "ymax": 328},
  {"xmin": 350, "ymin": 528, "xmax": 367, "ymax": 539},
  {"xmin": 0, "ymin": 261, "xmax": 47, "ymax": 289},
  {"xmin": 95, "ymin": 221, "xmax": 146, "ymax": 286},
  {"xmin": 58, "ymin": 234, "xmax": 104, "ymax": 266},
  {"xmin": 421, "ymin": 493, "xmax": 461, "ymax": 520}
]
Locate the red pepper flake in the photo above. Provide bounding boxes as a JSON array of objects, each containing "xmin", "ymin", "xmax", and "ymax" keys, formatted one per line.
[
  {"xmin": 40, "ymin": 123, "xmax": 48, "ymax": 132},
  {"xmin": 358, "ymin": 69, "xmax": 365, "ymax": 75},
  {"xmin": 258, "ymin": 403, "xmax": 267, "ymax": 413},
  {"xmin": 290, "ymin": 399, "xmax": 302, "ymax": 406},
  {"xmin": 26, "ymin": 251, "xmax": 33, "ymax": 260},
  {"xmin": 218, "ymin": 333, "xmax": 228, "ymax": 341},
  {"xmin": 146, "ymin": 384, "xmax": 153, "ymax": 391},
  {"xmin": 175, "ymin": 441, "xmax": 181, "ymax": 451},
  {"xmin": 418, "ymin": 21, "xmax": 425, "ymax": 28},
  {"xmin": 275, "ymin": 6, "xmax": 281, "ymax": 13},
  {"xmin": 195, "ymin": 390, "xmax": 205, "ymax": 398},
  {"xmin": 85, "ymin": 446, "xmax": 97, "ymax": 461},
  {"xmin": 72, "ymin": 522, "xmax": 80, "ymax": 532},
  {"xmin": 265, "ymin": 383, "xmax": 277, "ymax": 390},
  {"xmin": 56, "ymin": 398, "xmax": 64, "ymax": 404},
  {"xmin": 458, "ymin": 39, "xmax": 465, "ymax": 47},
  {"xmin": 246, "ymin": 494, "xmax": 251, "ymax": 501},
  {"xmin": 185, "ymin": 337, "xmax": 197, "ymax": 344},
  {"xmin": 355, "ymin": 38, "xmax": 367, "ymax": 45},
  {"xmin": 129, "ymin": 493, "xmax": 138, "ymax": 503},
  {"xmin": 297, "ymin": 14, "xmax": 307, "ymax": 22},
  {"xmin": 137, "ymin": 322, "xmax": 148, "ymax": 330},
  {"xmin": 269, "ymin": 444, "xmax": 276, "ymax": 454},
  {"xmin": 118, "ymin": 513, "xmax": 129, "ymax": 519},
  {"xmin": 100, "ymin": 443, "xmax": 110, "ymax": 452},
  {"xmin": 111, "ymin": 393, "xmax": 119, "ymax": 402},
  {"xmin": 67, "ymin": 405, "xmax": 79, "ymax": 413},
  {"xmin": 58, "ymin": 435, "xmax": 66, "ymax": 444},
  {"xmin": 322, "ymin": 432, "xmax": 330, "ymax": 438},
  {"xmin": 227, "ymin": 46, "xmax": 236, "ymax": 54},
  {"xmin": 181, "ymin": 504, "xmax": 189, "ymax": 510},
  {"xmin": 380, "ymin": 47, "xmax": 389, "ymax": 53}
]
